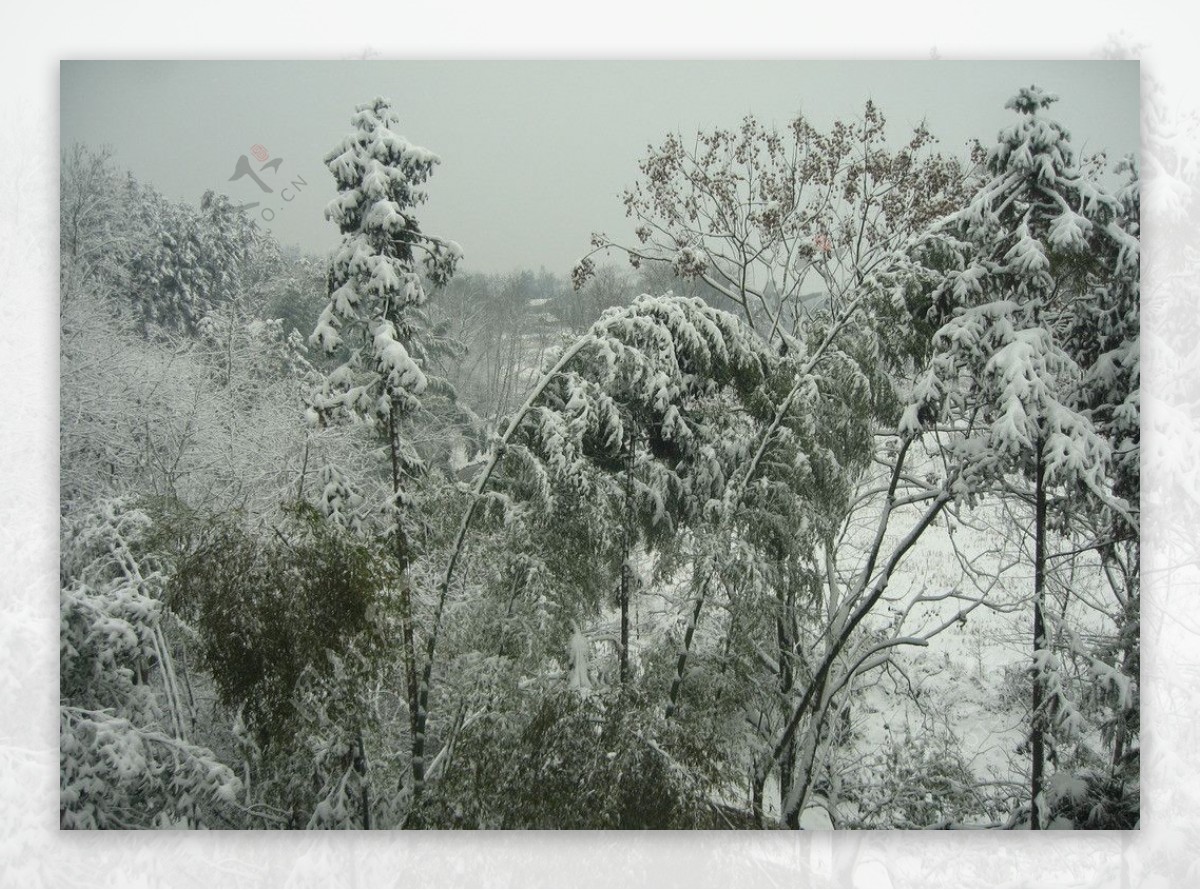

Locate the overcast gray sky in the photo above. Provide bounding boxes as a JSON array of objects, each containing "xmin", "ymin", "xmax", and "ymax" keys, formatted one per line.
[{"xmin": 60, "ymin": 61, "xmax": 1139, "ymax": 275}]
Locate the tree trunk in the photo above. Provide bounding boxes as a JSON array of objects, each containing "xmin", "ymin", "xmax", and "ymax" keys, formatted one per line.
[
  {"xmin": 776, "ymin": 588, "xmax": 797, "ymax": 827},
  {"xmin": 1030, "ymin": 440, "xmax": 1047, "ymax": 830},
  {"xmin": 388, "ymin": 410, "xmax": 421, "ymax": 752},
  {"xmin": 619, "ymin": 429, "xmax": 635, "ymax": 685},
  {"xmin": 751, "ymin": 760, "xmax": 767, "ymax": 828},
  {"xmin": 782, "ymin": 655, "xmax": 846, "ymax": 828},
  {"xmin": 400, "ymin": 586, "xmax": 419, "ymax": 741},
  {"xmin": 784, "ymin": 720, "xmax": 820, "ymax": 829},
  {"xmin": 355, "ymin": 729, "xmax": 371, "ymax": 830},
  {"xmin": 665, "ymin": 575, "xmax": 708, "ymax": 719},
  {"xmin": 782, "ymin": 756, "xmax": 800, "ymax": 829}
]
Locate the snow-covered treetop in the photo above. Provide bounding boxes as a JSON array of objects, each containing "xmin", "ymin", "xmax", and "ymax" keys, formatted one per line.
[
  {"xmin": 324, "ymin": 97, "xmax": 442, "ymax": 232},
  {"xmin": 316, "ymin": 98, "xmax": 461, "ymax": 346},
  {"xmin": 310, "ymin": 99, "xmax": 462, "ymax": 433},
  {"xmin": 890, "ymin": 86, "xmax": 1138, "ymax": 520},
  {"xmin": 1005, "ymin": 85, "xmax": 1059, "ymax": 115}
]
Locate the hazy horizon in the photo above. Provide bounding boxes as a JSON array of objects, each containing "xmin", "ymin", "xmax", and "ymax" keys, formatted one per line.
[{"xmin": 61, "ymin": 60, "xmax": 1139, "ymax": 275}]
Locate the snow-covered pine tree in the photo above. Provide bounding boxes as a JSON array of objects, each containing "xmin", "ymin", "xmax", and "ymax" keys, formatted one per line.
[
  {"xmin": 308, "ymin": 97, "xmax": 461, "ymax": 796},
  {"xmin": 895, "ymin": 86, "xmax": 1139, "ymax": 829}
]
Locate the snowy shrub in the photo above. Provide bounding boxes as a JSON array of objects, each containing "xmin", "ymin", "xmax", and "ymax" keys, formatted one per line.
[
  {"xmin": 840, "ymin": 728, "xmax": 995, "ymax": 829},
  {"xmin": 60, "ymin": 498, "xmax": 239, "ymax": 829},
  {"xmin": 1044, "ymin": 759, "xmax": 1139, "ymax": 829}
]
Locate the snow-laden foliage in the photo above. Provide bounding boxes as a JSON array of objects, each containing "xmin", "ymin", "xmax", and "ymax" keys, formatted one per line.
[
  {"xmin": 498, "ymin": 291, "xmax": 881, "ymax": 560},
  {"xmin": 130, "ymin": 190, "xmax": 275, "ymax": 335},
  {"xmin": 894, "ymin": 86, "xmax": 1136, "ymax": 514},
  {"xmin": 309, "ymin": 97, "xmax": 461, "ymax": 428},
  {"xmin": 841, "ymin": 726, "xmax": 992, "ymax": 828},
  {"xmin": 508, "ymin": 293, "xmax": 771, "ymax": 524},
  {"xmin": 196, "ymin": 309, "xmax": 315, "ymax": 394},
  {"xmin": 437, "ymin": 287, "xmax": 897, "ymax": 828},
  {"xmin": 305, "ymin": 96, "xmax": 471, "ymax": 576},
  {"xmin": 61, "ymin": 278, "xmax": 317, "ymax": 520},
  {"xmin": 409, "ymin": 293, "xmax": 785, "ymax": 786},
  {"xmin": 1070, "ymin": 155, "xmax": 1141, "ymax": 515},
  {"xmin": 60, "ymin": 499, "xmax": 239, "ymax": 829}
]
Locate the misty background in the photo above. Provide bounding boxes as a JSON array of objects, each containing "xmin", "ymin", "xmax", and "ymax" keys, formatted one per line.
[{"xmin": 60, "ymin": 60, "xmax": 1139, "ymax": 274}]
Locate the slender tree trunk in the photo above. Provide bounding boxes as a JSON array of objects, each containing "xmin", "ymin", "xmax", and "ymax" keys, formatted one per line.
[
  {"xmin": 787, "ymin": 723, "xmax": 824, "ymax": 829},
  {"xmin": 356, "ymin": 729, "xmax": 371, "ymax": 830},
  {"xmin": 400, "ymin": 584, "xmax": 419, "ymax": 739},
  {"xmin": 786, "ymin": 680, "xmax": 847, "ymax": 829},
  {"xmin": 776, "ymin": 587, "xmax": 797, "ymax": 827},
  {"xmin": 782, "ymin": 757, "xmax": 800, "ymax": 829},
  {"xmin": 389, "ymin": 409, "xmax": 420, "ymax": 747},
  {"xmin": 751, "ymin": 759, "xmax": 767, "ymax": 828},
  {"xmin": 619, "ymin": 429, "xmax": 635, "ymax": 685},
  {"xmin": 1030, "ymin": 440, "xmax": 1047, "ymax": 830},
  {"xmin": 665, "ymin": 575, "xmax": 708, "ymax": 719}
]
